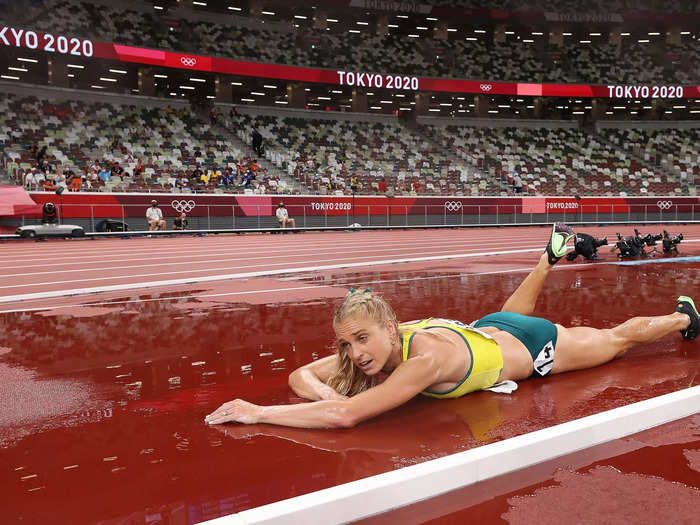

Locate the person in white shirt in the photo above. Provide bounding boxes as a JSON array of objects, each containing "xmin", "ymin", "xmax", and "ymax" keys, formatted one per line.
[
  {"xmin": 275, "ymin": 202, "xmax": 296, "ymax": 228},
  {"xmin": 146, "ymin": 200, "xmax": 166, "ymax": 230}
]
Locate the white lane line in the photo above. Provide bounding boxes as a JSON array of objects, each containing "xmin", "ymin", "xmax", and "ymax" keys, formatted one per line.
[
  {"xmin": 202, "ymin": 386, "xmax": 700, "ymax": 525},
  {"xmin": 0, "ymin": 241, "xmax": 541, "ymax": 277},
  {"xmin": 0, "ymin": 247, "xmax": 541, "ymax": 304},
  {"xmin": 0, "ymin": 240, "xmax": 532, "ymax": 270}
]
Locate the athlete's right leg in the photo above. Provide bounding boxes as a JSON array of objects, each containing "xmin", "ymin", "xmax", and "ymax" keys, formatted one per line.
[
  {"xmin": 501, "ymin": 224, "xmax": 574, "ymax": 316},
  {"xmin": 551, "ymin": 311, "xmax": 692, "ymax": 374}
]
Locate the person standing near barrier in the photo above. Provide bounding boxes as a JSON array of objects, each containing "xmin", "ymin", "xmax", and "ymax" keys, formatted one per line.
[
  {"xmin": 173, "ymin": 212, "xmax": 188, "ymax": 230},
  {"xmin": 146, "ymin": 200, "xmax": 166, "ymax": 231},
  {"xmin": 275, "ymin": 202, "xmax": 296, "ymax": 228}
]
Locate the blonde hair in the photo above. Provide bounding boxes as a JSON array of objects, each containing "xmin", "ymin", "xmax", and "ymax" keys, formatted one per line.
[{"xmin": 327, "ymin": 289, "xmax": 399, "ymax": 397}]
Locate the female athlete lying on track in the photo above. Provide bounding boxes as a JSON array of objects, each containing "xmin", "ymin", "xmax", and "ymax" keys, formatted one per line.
[{"xmin": 205, "ymin": 224, "xmax": 699, "ymax": 429}]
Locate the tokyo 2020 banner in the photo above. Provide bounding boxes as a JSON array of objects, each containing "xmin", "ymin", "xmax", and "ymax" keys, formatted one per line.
[{"xmin": 1, "ymin": 25, "xmax": 699, "ymax": 99}]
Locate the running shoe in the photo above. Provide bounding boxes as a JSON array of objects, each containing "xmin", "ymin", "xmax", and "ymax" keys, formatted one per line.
[
  {"xmin": 545, "ymin": 223, "xmax": 575, "ymax": 265},
  {"xmin": 676, "ymin": 296, "xmax": 699, "ymax": 340}
]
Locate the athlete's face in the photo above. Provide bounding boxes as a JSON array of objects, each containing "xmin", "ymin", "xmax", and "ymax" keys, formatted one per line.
[{"xmin": 334, "ymin": 314, "xmax": 397, "ymax": 376}]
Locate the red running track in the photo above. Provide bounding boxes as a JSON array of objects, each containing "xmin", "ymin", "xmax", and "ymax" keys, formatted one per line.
[{"xmin": 1, "ymin": 224, "xmax": 699, "ymax": 524}]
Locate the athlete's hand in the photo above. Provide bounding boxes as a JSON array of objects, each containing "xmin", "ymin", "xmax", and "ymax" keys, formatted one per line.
[{"xmin": 204, "ymin": 399, "xmax": 261, "ymax": 425}]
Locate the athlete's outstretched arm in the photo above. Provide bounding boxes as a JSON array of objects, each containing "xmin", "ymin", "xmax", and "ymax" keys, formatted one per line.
[
  {"xmin": 205, "ymin": 351, "xmax": 441, "ymax": 429},
  {"xmin": 288, "ymin": 355, "xmax": 347, "ymax": 401}
]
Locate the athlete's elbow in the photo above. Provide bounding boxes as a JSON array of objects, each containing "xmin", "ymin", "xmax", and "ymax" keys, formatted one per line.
[{"xmin": 327, "ymin": 403, "xmax": 361, "ymax": 428}]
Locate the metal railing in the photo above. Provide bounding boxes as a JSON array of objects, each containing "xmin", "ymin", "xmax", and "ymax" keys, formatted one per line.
[{"xmin": 6, "ymin": 202, "xmax": 698, "ymax": 233}]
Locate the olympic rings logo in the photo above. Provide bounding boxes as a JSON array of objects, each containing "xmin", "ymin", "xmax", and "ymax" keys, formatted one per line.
[
  {"xmin": 171, "ymin": 200, "xmax": 196, "ymax": 213},
  {"xmin": 656, "ymin": 200, "xmax": 672, "ymax": 210},
  {"xmin": 444, "ymin": 201, "xmax": 463, "ymax": 212},
  {"xmin": 180, "ymin": 57, "xmax": 197, "ymax": 67},
  {"xmin": 479, "ymin": 84, "xmax": 492, "ymax": 91}
]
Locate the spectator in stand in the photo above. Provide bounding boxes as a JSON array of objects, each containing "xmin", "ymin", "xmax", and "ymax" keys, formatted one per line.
[
  {"xmin": 378, "ymin": 180, "xmax": 387, "ymax": 193},
  {"xmin": 69, "ymin": 172, "xmax": 82, "ymax": 192},
  {"xmin": 350, "ymin": 175, "xmax": 359, "ymax": 193},
  {"xmin": 275, "ymin": 202, "xmax": 296, "ymax": 228},
  {"xmin": 24, "ymin": 169, "xmax": 37, "ymax": 190},
  {"xmin": 252, "ymin": 129, "xmax": 263, "ymax": 156},
  {"xmin": 134, "ymin": 159, "xmax": 144, "ymax": 177},
  {"xmin": 90, "ymin": 160, "xmax": 101, "ymax": 173},
  {"xmin": 512, "ymin": 169, "xmax": 523, "ymax": 194},
  {"xmin": 55, "ymin": 173, "xmax": 68, "ymax": 193},
  {"xmin": 98, "ymin": 166, "xmax": 112, "ymax": 182},
  {"xmin": 173, "ymin": 212, "xmax": 188, "ymax": 230},
  {"xmin": 200, "ymin": 171, "xmax": 210, "ymax": 185},
  {"xmin": 146, "ymin": 200, "xmax": 166, "ymax": 231},
  {"xmin": 209, "ymin": 109, "xmax": 217, "ymax": 125},
  {"xmin": 112, "ymin": 162, "xmax": 124, "ymax": 176},
  {"xmin": 34, "ymin": 169, "xmax": 46, "ymax": 188},
  {"xmin": 36, "ymin": 145, "xmax": 47, "ymax": 166}
]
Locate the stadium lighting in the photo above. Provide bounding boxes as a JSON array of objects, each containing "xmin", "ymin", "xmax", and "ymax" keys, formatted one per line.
[
  {"xmin": 440, "ymin": 103, "xmax": 452, "ymax": 106},
  {"xmin": 447, "ymin": 28, "xmax": 457, "ymax": 32},
  {"xmin": 251, "ymin": 91, "xmax": 265, "ymax": 95},
  {"xmin": 169, "ymin": 92, "xmax": 176, "ymax": 96},
  {"xmin": 613, "ymin": 106, "xmax": 626, "ymax": 109},
  {"xmin": 416, "ymin": 26, "xmax": 428, "ymax": 30},
  {"xmin": 585, "ymin": 106, "xmax": 592, "ymax": 109},
  {"xmin": 388, "ymin": 24, "xmax": 399, "ymax": 28},
  {"xmin": 673, "ymin": 105, "xmax": 686, "ymax": 108},
  {"xmin": 370, "ymin": 106, "xmax": 382, "ymax": 109},
  {"xmin": 8, "ymin": 67, "xmax": 28, "ymax": 72},
  {"xmin": 400, "ymin": 107, "xmax": 411, "ymax": 111},
  {"xmin": 90, "ymin": 85, "xmax": 104, "ymax": 89},
  {"xmin": 230, "ymin": 81, "xmax": 242, "ymax": 85},
  {"xmin": 589, "ymin": 32, "xmax": 602, "ymax": 36},
  {"xmin": 99, "ymin": 77, "xmax": 117, "ymax": 82},
  {"xmin": 294, "ymin": 15, "xmax": 307, "ymax": 19},
  {"xmin": 664, "ymin": 110, "xmax": 673, "ymax": 113},
  {"xmin": 17, "ymin": 58, "xmax": 38, "ymax": 63},
  {"xmin": 67, "ymin": 73, "xmax": 74, "ymax": 78},
  {"xmin": 648, "ymin": 32, "xmax": 661, "ymax": 35},
  {"xmin": 193, "ymin": 1, "xmax": 207, "ymax": 5},
  {"xmin": 488, "ymin": 110, "xmax": 499, "ymax": 113},
  {"xmin": 522, "ymin": 39, "xmax": 534, "ymax": 43},
  {"xmin": 526, "ymin": 105, "xmax": 534, "ymax": 109},
  {"xmin": 620, "ymin": 32, "xmax": 631, "ymax": 36},
  {"xmin": 241, "ymin": 98, "xmax": 255, "ymax": 102},
  {"xmin": 630, "ymin": 111, "xmax": 638, "ymax": 114},
  {"xmin": 261, "ymin": 11, "xmax": 275, "ymax": 15},
  {"xmin": 67, "ymin": 64, "xmax": 85, "ymax": 69},
  {"xmin": 408, "ymin": 34, "xmax": 419, "ymax": 38},
  {"xmin": 638, "ymin": 39, "xmax": 650, "ymax": 42},
  {"xmin": 580, "ymin": 40, "xmax": 591, "ymax": 43},
  {"xmin": 396, "ymin": 15, "xmax": 408, "ymax": 19},
  {"xmin": 605, "ymin": 111, "xmax": 613, "ymax": 114},
  {"xmin": 154, "ymin": 74, "xmax": 168, "ymax": 78},
  {"xmin": 643, "ymin": 106, "xmax": 653, "ymax": 109},
  {"xmin": 228, "ymin": 6, "xmax": 242, "ymax": 11},
  {"xmin": 349, "ymin": 29, "xmax": 360, "ymax": 33},
  {"xmin": 562, "ymin": 32, "xmax": 572, "ymax": 36},
  {"xmin": 331, "ymin": 90, "xmax": 343, "ymax": 93},
  {"xmin": 275, "ymin": 100, "xmax": 288, "ymax": 104},
  {"xmin": 474, "ymin": 29, "xmax": 487, "ymax": 33},
  {"xmin": 1, "ymin": 75, "xmax": 20, "ymax": 80},
  {"xmin": 318, "ymin": 96, "xmax": 331, "ymax": 100},
  {"xmin": 305, "ymin": 88, "xmax": 311, "ymax": 91},
  {"xmin": 380, "ymin": 100, "xmax": 392, "ymax": 104},
  {"xmin": 466, "ymin": 37, "xmax": 478, "ymax": 41},
  {"xmin": 498, "ymin": 104, "xmax": 510, "ymax": 108},
  {"xmin": 572, "ymin": 111, "xmax": 584, "ymax": 114},
  {"xmin": 180, "ymin": 86, "xmax": 195, "ymax": 90},
  {"xmin": 458, "ymin": 109, "xmax": 466, "ymax": 112},
  {"xmin": 327, "ymin": 18, "xmax": 338, "ymax": 22},
  {"xmin": 154, "ymin": 5, "xmax": 163, "ymax": 10},
  {"xmin": 505, "ymin": 31, "xmax": 515, "ymax": 34},
  {"xmin": 206, "ymin": 95, "xmax": 215, "ymax": 99},
  {"xmin": 680, "ymin": 31, "xmax": 691, "ymax": 35},
  {"xmin": 429, "ymin": 108, "xmax": 441, "ymax": 112},
  {"xmin": 190, "ymin": 77, "xmax": 207, "ymax": 82},
  {"xmin": 109, "ymin": 69, "xmax": 127, "ymax": 74},
  {"xmin": 357, "ymin": 21, "xmax": 369, "ymax": 25},
  {"xmin": 690, "ymin": 110, "xmax": 700, "ymax": 113},
  {"xmin": 263, "ymin": 85, "xmax": 277, "ymax": 89},
  {"xmin": 395, "ymin": 94, "xmax": 405, "ymax": 98},
  {"xmin": 426, "ymin": 17, "xmax": 438, "ymax": 21},
  {"xmin": 532, "ymin": 32, "xmax": 544, "ymax": 35}
]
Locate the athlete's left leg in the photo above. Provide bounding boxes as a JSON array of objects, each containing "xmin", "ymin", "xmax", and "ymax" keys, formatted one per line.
[{"xmin": 551, "ymin": 311, "xmax": 691, "ymax": 374}]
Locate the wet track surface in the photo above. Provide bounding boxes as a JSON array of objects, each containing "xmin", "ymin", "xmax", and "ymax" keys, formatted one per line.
[{"xmin": 1, "ymin": 242, "xmax": 699, "ymax": 523}]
